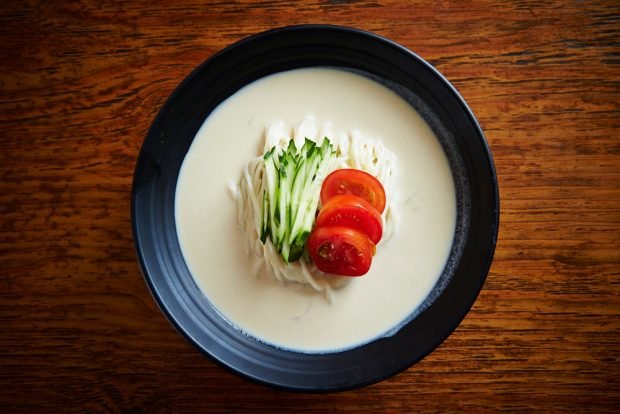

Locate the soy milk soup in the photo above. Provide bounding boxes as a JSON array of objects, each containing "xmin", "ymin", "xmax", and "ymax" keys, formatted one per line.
[{"xmin": 175, "ymin": 68, "xmax": 456, "ymax": 352}]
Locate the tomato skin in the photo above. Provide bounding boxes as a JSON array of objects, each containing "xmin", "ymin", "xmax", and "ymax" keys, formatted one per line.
[
  {"xmin": 307, "ymin": 226, "xmax": 374, "ymax": 276},
  {"xmin": 316, "ymin": 195, "xmax": 383, "ymax": 244},
  {"xmin": 320, "ymin": 169, "xmax": 386, "ymax": 214}
]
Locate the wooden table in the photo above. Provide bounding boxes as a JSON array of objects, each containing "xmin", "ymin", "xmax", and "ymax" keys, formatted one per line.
[{"xmin": 1, "ymin": 1, "xmax": 618, "ymax": 412}]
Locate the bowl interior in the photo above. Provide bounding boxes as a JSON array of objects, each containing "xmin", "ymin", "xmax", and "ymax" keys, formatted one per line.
[{"xmin": 132, "ymin": 25, "xmax": 499, "ymax": 392}]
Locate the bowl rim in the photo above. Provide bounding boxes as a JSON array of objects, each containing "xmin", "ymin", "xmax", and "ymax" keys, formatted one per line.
[{"xmin": 132, "ymin": 24, "xmax": 499, "ymax": 392}]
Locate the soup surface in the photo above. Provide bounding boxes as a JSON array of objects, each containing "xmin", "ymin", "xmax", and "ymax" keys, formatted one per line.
[{"xmin": 175, "ymin": 68, "xmax": 456, "ymax": 352}]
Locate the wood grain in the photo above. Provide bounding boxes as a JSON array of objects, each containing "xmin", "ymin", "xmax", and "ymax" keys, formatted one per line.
[{"xmin": 1, "ymin": 0, "xmax": 618, "ymax": 412}]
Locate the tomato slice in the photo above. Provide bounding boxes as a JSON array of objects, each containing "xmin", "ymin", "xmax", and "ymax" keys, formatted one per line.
[
  {"xmin": 315, "ymin": 194, "xmax": 383, "ymax": 244},
  {"xmin": 320, "ymin": 169, "xmax": 387, "ymax": 214},
  {"xmin": 307, "ymin": 226, "xmax": 374, "ymax": 276}
]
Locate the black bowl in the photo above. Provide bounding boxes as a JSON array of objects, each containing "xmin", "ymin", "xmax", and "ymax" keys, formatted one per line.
[{"xmin": 132, "ymin": 25, "xmax": 499, "ymax": 392}]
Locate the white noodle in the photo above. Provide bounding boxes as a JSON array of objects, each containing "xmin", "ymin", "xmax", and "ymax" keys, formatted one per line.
[{"xmin": 235, "ymin": 118, "xmax": 398, "ymax": 298}]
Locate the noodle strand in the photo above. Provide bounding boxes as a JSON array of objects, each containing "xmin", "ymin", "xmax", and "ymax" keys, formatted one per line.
[{"xmin": 236, "ymin": 119, "xmax": 398, "ymax": 297}]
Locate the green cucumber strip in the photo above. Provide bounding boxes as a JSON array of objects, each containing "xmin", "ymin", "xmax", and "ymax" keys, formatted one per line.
[{"xmin": 259, "ymin": 137, "xmax": 333, "ymax": 263}]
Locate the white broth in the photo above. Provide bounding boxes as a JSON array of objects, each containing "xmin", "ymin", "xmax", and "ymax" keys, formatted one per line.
[{"xmin": 175, "ymin": 68, "xmax": 456, "ymax": 352}]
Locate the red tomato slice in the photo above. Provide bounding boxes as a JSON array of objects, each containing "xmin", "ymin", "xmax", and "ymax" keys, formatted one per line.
[
  {"xmin": 316, "ymin": 194, "xmax": 383, "ymax": 244},
  {"xmin": 307, "ymin": 226, "xmax": 374, "ymax": 276},
  {"xmin": 320, "ymin": 169, "xmax": 386, "ymax": 214}
]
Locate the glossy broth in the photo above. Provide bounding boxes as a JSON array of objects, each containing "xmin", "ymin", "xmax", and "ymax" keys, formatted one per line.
[{"xmin": 175, "ymin": 68, "xmax": 456, "ymax": 352}]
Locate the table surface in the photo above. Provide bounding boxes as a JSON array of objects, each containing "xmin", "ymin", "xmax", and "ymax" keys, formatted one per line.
[{"xmin": 1, "ymin": 1, "xmax": 619, "ymax": 412}]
